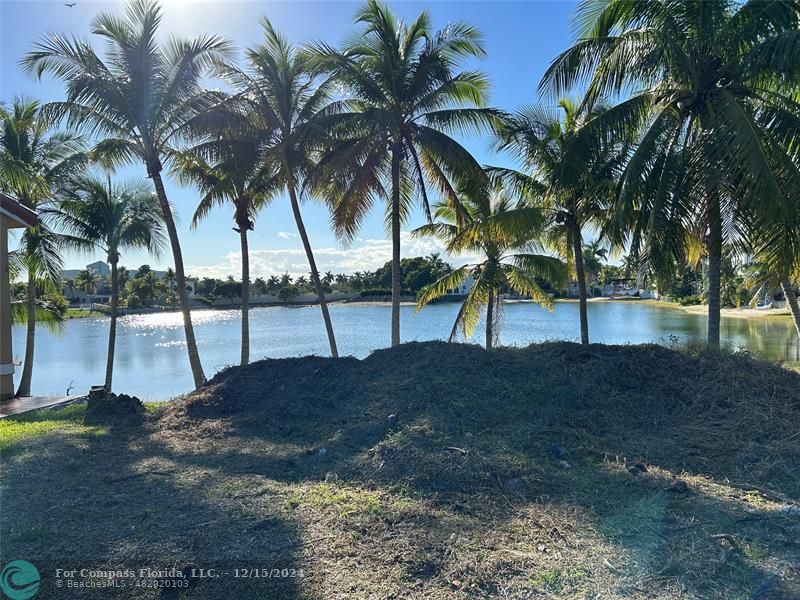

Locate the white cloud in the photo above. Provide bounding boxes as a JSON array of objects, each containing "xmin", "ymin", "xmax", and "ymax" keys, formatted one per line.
[
  {"xmin": 186, "ymin": 231, "xmax": 479, "ymax": 279},
  {"xmin": 276, "ymin": 231, "xmax": 298, "ymax": 240}
]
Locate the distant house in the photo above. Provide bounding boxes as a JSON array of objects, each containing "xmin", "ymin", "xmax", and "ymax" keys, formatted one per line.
[
  {"xmin": 86, "ymin": 260, "xmax": 110, "ymax": 276},
  {"xmin": 602, "ymin": 277, "xmax": 638, "ymax": 297},
  {"xmin": 446, "ymin": 275, "xmax": 474, "ymax": 296},
  {"xmin": 567, "ymin": 275, "xmax": 659, "ymax": 299}
]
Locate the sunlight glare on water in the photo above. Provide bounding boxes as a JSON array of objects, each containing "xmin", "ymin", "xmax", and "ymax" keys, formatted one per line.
[{"xmin": 17, "ymin": 301, "xmax": 799, "ymax": 400}]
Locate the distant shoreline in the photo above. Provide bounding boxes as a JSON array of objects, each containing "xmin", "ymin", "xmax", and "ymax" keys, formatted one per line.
[{"xmin": 60, "ymin": 297, "xmax": 794, "ymax": 322}]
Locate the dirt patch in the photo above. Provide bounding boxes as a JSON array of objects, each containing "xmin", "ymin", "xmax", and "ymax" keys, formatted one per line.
[
  {"xmin": 84, "ymin": 391, "xmax": 145, "ymax": 426},
  {"xmin": 2, "ymin": 341, "xmax": 799, "ymax": 599}
]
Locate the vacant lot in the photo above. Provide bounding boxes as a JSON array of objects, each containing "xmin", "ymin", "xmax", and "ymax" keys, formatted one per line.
[{"xmin": 2, "ymin": 342, "xmax": 799, "ymax": 599}]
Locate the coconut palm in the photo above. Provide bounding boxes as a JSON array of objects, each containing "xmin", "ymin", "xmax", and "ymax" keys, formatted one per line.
[
  {"xmin": 163, "ymin": 267, "xmax": 176, "ymax": 292},
  {"xmin": 174, "ymin": 126, "xmax": 272, "ymax": 366},
  {"xmin": 313, "ymin": 0, "xmax": 498, "ymax": 347},
  {"xmin": 63, "ymin": 277, "xmax": 76, "ymax": 300},
  {"xmin": 213, "ymin": 19, "xmax": 340, "ymax": 356},
  {"xmin": 51, "ymin": 175, "xmax": 164, "ymax": 390},
  {"xmin": 749, "ymin": 206, "xmax": 800, "ymax": 338},
  {"xmin": 414, "ymin": 181, "xmax": 566, "ymax": 349},
  {"xmin": 75, "ymin": 269, "xmax": 99, "ymax": 296},
  {"xmin": 1, "ymin": 98, "xmax": 84, "ymax": 396},
  {"xmin": 541, "ymin": 0, "xmax": 800, "ymax": 348},
  {"xmin": 116, "ymin": 266, "xmax": 130, "ymax": 294},
  {"xmin": 253, "ymin": 277, "xmax": 267, "ymax": 296},
  {"xmin": 139, "ymin": 271, "xmax": 162, "ymax": 301},
  {"xmin": 784, "ymin": 279, "xmax": 800, "ymax": 339},
  {"xmin": 8, "ymin": 256, "xmax": 66, "ymax": 333},
  {"xmin": 23, "ymin": 0, "xmax": 233, "ymax": 386},
  {"xmin": 582, "ymin": 239, "xmax": 608, "ymax": 292},
  {"xmin": 493, "ymin": 99, "xmax": 625, "ymax": 345}
]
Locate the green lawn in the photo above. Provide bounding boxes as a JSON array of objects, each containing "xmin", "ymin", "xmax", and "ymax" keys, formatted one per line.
[{"xmin": 65, "ymin": 308, "xmax": 107, "ymax": 319}]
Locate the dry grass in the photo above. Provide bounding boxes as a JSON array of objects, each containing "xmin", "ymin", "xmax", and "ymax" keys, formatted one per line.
[{"xmin": 2, "ymin": 341, "xmax": 799, "ymax": 599}]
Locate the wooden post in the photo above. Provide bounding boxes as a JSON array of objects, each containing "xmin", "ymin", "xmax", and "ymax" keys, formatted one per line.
[{"xmin": 1, "ymin": 214, "xmax": 14, "ymax": 401}]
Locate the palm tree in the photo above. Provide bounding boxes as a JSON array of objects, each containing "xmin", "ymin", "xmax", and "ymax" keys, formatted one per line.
[
  {"xmin": 23, "ymin": 0, "xmax": 233, "ymax": 386},
  {"xmin": 749, "ymin": 202, "xmax": 800, "ymax": 339},
  {"xmin": 75, "ymin": 269, "xmax": 99, "ymax": 296},
  {"xmin": 494, "ymin": 99, "xmax": 624, "ymax": 345},
  {"xmin": 313, "ymin": 0, "xmax": 498, "ymax": 347},
  {"xmin": 541, "ymin": 0, "xmax": 800, "ymax": 348},
  {"xmin": 116, "ymin": 266, "xmax": 130, "ymax": 294},
  {"xmin": 414, "ymin": 181, "xmax": 566, "ymax": 349},
  {"xmin": 784, "ymin": 280, "xmax": 800, "ymax": 339},
  {"xmin": 163, "ymin": 267, "xmax": 176, "ymax": 292},
  {"xmin": 9, "ymin": 256, "xmax": 66, "ymax": 334},
  {"xmin": 63, "ymin": 277, "xmax": 76, "ymax": 300},
  {"xmin": 253, "ymin": 277, "xmax": 268, "ymax": 296},
  {"xmin": 138, "ymin": 271, "xmax": 162, "ymax": 301},
  {"xmin": 174, "ymin": 126, "xmax": 271, "ymax": 365},
  {"xmin": 582, "ymin": 239, "xmax": 608, "ymax": 294},
  {"xmin": 216, "ymin": 19, "xmax": 339, "ymax": 356},
  {"xmin": 1, "ymin": 98, "xmax": 84, "ymax": 396},
  {"xmin": 51, "ymin": 175, "xmax": 163, "ymax": 390}
]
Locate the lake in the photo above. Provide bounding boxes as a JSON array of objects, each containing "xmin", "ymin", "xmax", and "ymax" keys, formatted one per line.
[{"xmin": 13, "ymin": 300, "xmax": 800, "ymax": 400}]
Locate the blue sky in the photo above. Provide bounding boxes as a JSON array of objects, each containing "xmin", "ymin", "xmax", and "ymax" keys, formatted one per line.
[{"xmin": 1, "ymin": 0, "xmax": 579, "ymax": 278}]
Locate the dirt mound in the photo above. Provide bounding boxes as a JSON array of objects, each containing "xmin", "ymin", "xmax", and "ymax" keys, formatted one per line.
[
  {"xmin": 84, "ymin": 390, "xmax": 145, "ymax": 425},
  {"xmin": 8, "ymin": 342, "xmax": 800, "ymax": 598},
  {"xmin": 155, "ymin": 341, "xmax": 800, "ymax": 496}
]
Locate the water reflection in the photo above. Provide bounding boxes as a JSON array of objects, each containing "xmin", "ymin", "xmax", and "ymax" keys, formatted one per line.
[{"xmin": 16, "ymin": 301, "xmax": 799, "ymax": 400}]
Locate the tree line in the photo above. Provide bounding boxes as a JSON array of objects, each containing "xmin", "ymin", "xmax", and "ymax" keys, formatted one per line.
[{"xmin": 2, "ymin": 0, "xmax": 798, "ymax": 397}]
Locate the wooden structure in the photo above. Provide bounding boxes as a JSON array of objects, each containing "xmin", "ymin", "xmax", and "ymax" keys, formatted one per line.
[{"xmin": 1, "ymin": 192, "xmax": 38, "ymax": 400}]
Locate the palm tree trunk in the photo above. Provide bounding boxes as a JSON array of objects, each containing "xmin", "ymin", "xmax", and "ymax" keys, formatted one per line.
[
  {"xmin": 150, "ymin": 170, "xmax": 206, "ymax": 387},
  {"xmin": 287, "ymin": 181, "xmax": 338, "ymax": 357},
  {"xmin": 390, "ymin": 144, "xmax": 402, "ymax": 348},
  {"xmin": 782, "ymin": 279, "xmax": 800, "ymax": 338},
  {"xmin": 706, "ymin": 195, "xmax": 722, "ymax": 349},
  {"xmin": 571, "ymin": 219, "xmax": 589, "ymax": 346},
  {"xmin": 239, "ymin": 227, "xmax": 250, "ymax": 366},
  {"xmin": 15, "ymin": 273, "xmax": 36, "ymax": 397},
  {"xmin": 104, "ymin": 258, "xmax": 118, "ymax": 391},
  {"xmin": 486, "ymin": 287, "xmax": 494, "ymax": 350}
]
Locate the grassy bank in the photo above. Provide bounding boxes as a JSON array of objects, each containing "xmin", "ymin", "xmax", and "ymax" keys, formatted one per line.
[
  {"xmin": 644, "ymin": 299, "xmax": 793, "ymax": 321},
  {"xmin": 2, "ymin": 342, "xmax": 799, "ymax": 599},
  {"xmin": 65, "ymin": 308, "xmax": 107, "ymax": 319}
]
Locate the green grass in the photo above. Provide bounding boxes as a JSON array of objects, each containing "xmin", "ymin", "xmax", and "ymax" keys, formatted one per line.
[
  {"xmin": 65, "ymin": 308, "xmax": 107, "ymax": 318},
  {"xmin": 0, "ymin": 404, "xmax": 91, "ymax": 451},
  {"xmin": 0, "ymin": 402, "xmax": 164, "ymax": 453}
]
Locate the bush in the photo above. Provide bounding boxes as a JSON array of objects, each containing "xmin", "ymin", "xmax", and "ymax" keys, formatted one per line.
[
  {"xmin": 360, "ymin": 289, "xmax": 392, "ymax": 298},
  {"xmin": 278, "ymin": 285, "xmax": 300, "ymax": 301},
  {"xmin": 126, "ymin": 294, "xmax": 141, "ymax": 308},
  {"xmin": 678, "ymin": 295, "xmax": 702, "ymax": 306}
]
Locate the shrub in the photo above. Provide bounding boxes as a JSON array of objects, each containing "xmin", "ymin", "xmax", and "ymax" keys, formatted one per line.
[
  {"xmin": 360, "ymin": 289, "xmax": 392, "ymax": 298},
  {"xmin": 678, "ymin": 295, "xmax": 702, "ymax": 306},
  {"xmin": 126, "ymin": 294, "xmax": 141, "ymax": 308},
  {"xmin": 278, "ymin": 285, "xmax": 300, "ymax": 301}
]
